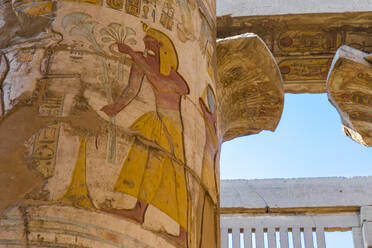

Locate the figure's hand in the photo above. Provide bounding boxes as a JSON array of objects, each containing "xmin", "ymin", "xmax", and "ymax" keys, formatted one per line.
[
  {"xmin": 117, "ymin": 43, "xmax": 132, "ymax": 54},
  {"xmin": 101, "ymin": 104, "xmax": 119, "ymax": 117}
]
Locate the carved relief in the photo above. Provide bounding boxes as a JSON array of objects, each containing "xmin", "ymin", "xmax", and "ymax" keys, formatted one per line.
[
  {"xmin": 12, "ymin": 0, "xmax": 55, "ymax": 18},
  {"xmin": 99, "ymin": 24, "xmax": 189, "ymax": 236},
  {"xmin": 278, "ymin": 58, "xmax": 332, "ymax": 81},
  {"xmin": 59, "ymin": 136, "xmax": 95, "ymax": 208},
  {"xmin": 174, "ymin": 0, "xmax": 195, "ymax": 42},
  {"xmin": 31, "ymin": 123, "xmax": 61, "ymax": 178},
  {"xmin": 197, "ymin": 85, "xmax": 219, "ymax": 248},
  {"xmin": 125, "ymin": 0, "xmax": 142, "ymax": 16},
  {"xmin": 217, "ymin": 12, "xmax": 372, "ymax": 93},
  {"xmin": 160, "ymin": 1, "xmax": 175, "ymax": 30},
  {"xmin": 346, "ymin": 32, "xmax": 372, "ymax": 53},
  {"xmin": 278, "ymin": 31, "xmax": 342, "ymax": 53},
  {"xmin": 0, "ymin": 1, "xmax": 219, "ymax": 247},
  {"xmin": 327, "ymin": 46, "xmax": 372, "ymax": 146},
  {"xmin": 107, "ymin": 0, "xmax": 124, "ymax": 9},
  {"xmin": 63, "ymin": 0, "xmax": 103, "ymax": 5},
  {"xmin": 38, "ymin": 92, "xmax": 65, "ymax": 117},
  {"xmin": 217, "ymin": 34, "xmax": 284, "ymax": 141}
]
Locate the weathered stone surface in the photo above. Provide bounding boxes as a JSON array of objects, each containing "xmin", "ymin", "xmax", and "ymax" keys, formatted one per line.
[
  {"xmin": 0, "ymin": 0, "xmax": 220, "ymax": 247},
  {"xmin": 327, "ymin": 45, "xmax": 372, "ymax": 146},
  {"xmin": 221, "ymin": 177, "xmax": 372, "ymax": 211},
  {"xmin": 0, "ymin": 0, "xmax": 54, "ymax": 49},
  {"xmin": 217, "ymin": 0, "xmax": 372, "ymax": 17},
  {"xmin": 217, "ymin": 33, "xmax": 284, "ymax": 141},
  {"xmin": 217, "ymin": 12, "xmax": 372, "ymax": 93}
]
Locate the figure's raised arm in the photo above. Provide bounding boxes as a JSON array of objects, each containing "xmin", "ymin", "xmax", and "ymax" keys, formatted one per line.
[
  {"xmin": 101, "ymin": 60, "xmax": 145, "ymax": 117},
  {"xmin": 118, "ymin": 43, "xmax": 154, "ymax": 74}
]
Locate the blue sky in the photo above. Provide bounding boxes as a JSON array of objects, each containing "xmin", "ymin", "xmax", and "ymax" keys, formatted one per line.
[
  {"xmin": 220, "ymin": 93, "xmax": 371, "ymax": 248},
  {"xmin": 220, "ymin": 93, "xmax": 372, "ymax": 180}
]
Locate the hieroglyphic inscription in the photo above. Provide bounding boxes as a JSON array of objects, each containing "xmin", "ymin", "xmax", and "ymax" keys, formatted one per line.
[
  {"xmin": 217, "ymin": 12, "xmax": 372, "ymax": 93},
  {"xmin": 32, "ymin": 92, "xmax": 64, "ymax": 178},
  {"xmin": 32, "ymin": 123, "xmax": 61, "ymax": 178},
  {"xmin": 356, "ymin": 71, "xmax": 372, "ymax": 85},
  {"xmin": 278, "ymin": 58, "xmax": 332, "ymax": 81},
  {"xmin": 160, "ymin": 1, "xmax": 174, "ymax": 30},
  {"xmin": 217, "ymin": 34, "xmax": 284, "ymax": 141},
  {"xmin": 125, "ymin": 0, "xmax": 141, "ymax": 16},
  {"xmin": 335, "ymin": 92, "xmax": 372, "ymax": 107},
  {"xmin": 38, "ymin": 94, "xmax": 64, "ymax": 117},
  {"xmin": 278, "ymin": 31, "xmax": 342, "ymax": 53},
  {"xmin": 70, "ymin": 41, "xmax": 85, "ymax": 60},
  {"xmin": 327, "ymin": 46, "xmax": 372, "ymax": 146},
  {"xmin": 107, "ymin": 0, "xmax": 124, "ymax": 9},
  {"xmin": 346, "ymin": 32, "xmax": 372, "ymax": 53},
  {"xmin": 143, "ymin": 0, "xmax": 157, "ymax": 22},
  {"xmin": 63, "ymin": 0, "xmax": 102, "ymax": 5}
]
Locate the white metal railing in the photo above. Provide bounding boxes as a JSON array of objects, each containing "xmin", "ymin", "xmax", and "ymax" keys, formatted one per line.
[{"xmin": 221, "ymin": 213, "xmax": 363, "ymax": 248}]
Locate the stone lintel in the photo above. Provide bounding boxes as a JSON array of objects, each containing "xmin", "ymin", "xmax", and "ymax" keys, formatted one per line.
[
  {"xmin": 327, "ymin": 45, "xmax": 372, "ymax": 147},
  {"xmin": 217, "ymin": 11, "xmax": 372, "ymax": 94},
  {"xmin": 217, "ymin": 33, "xmax": 284, "ymax": 141}
]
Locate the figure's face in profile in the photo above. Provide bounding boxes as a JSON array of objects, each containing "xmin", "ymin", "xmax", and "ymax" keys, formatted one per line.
[{"xmin": 143, "ymin": 35, "xmax": 161, "ymax": 55}]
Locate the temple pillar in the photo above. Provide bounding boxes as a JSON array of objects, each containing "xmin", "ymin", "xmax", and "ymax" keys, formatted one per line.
[
  {"xmin": 216, "ymin": 34, "xmax": 284, "ymax": 141},
  {"xmin": 0, "ymin": 1, "xmax": 220, "ymax": 247},
  {"xmin": 327, "ymin": 45, "xmax": 372, "ymax": 147}
]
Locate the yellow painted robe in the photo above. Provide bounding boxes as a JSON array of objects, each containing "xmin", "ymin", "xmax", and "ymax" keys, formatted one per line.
[{"xmin": 114, "ymin": 111, "xmax": 188, "ymax": 229}]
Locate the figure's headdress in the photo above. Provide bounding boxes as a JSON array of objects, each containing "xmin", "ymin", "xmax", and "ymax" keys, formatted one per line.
[{"xmin": 143, "ymin": 23, "xmax": 178, "ymax": 76}]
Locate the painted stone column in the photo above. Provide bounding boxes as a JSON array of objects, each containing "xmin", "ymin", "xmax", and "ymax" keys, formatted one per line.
[{"xmin": 0, "ymin": 1, "xmax": 219, "ymax": 248}]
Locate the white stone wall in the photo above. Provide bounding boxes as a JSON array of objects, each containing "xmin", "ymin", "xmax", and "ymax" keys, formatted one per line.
[
  {"xmin": 220, "ymin": 177, "xmax": 372, "ymax": 209},
  {"xmin": 217, "ymin": 0, "xmax": 372, "ymax": 17}
]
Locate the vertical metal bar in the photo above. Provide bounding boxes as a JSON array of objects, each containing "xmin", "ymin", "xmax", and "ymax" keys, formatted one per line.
[
  {"xmin": 280, "ymin": 227, "xmax": 289, "ymax": 248},
  {"xmin": 316, "ymin": 227, "xmax": 326, "ymax": 248},
  {"xmin": 221, "ymin": 228, "xmax": 228, "ymax": 248}
]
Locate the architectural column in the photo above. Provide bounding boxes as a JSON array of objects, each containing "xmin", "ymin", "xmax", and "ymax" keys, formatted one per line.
[
  {"xmin": 0, "ymin": 0, "xmax": 220, "ymax": 247},
  {"xmin": 217, "ymin": 33, "xmax": 284, "ymax": 141},
  {"xmin": 327, "ymin": 45, "xmax": 372, "ymax": 147}
]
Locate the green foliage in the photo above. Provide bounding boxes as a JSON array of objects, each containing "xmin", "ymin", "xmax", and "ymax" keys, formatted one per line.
[
  {"xmin": 62, "ymin": 12, "xmax": 101, "ymax": 52},
  {"xmin": 100, "ymin": 23, "xmax": 137, "ymax": 45}
]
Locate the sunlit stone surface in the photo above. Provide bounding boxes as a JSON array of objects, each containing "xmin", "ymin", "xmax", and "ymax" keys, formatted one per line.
[
  {"xmin": 0, "ymin": 1, "xmax": 220, "ymax": 247},
  {"xmin": 327, "ymin": 45, "xmax": 372, "ymax": 147},
  {"xmin": 217, "ymin": 33, "xmax": 284, "ymax": 141}
]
